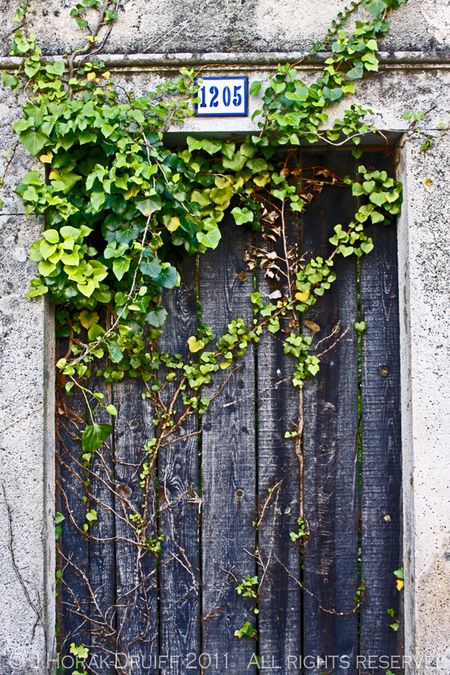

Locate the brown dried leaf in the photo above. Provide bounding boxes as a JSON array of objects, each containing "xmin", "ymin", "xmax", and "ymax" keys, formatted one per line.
[{"xmin": 304, "ymin": 319, "xmax": 321, "ymax": 334}]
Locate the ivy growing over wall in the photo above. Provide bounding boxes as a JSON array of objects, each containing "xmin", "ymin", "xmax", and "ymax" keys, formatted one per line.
[{"xmin": 2, "ymin": 0, "xmax": 407, "ymax": 666}]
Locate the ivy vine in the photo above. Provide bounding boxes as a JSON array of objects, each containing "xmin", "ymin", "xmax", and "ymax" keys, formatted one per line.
[{"xmin": 2, "ymin": 0, "xmax": 407, "ymax": 664}]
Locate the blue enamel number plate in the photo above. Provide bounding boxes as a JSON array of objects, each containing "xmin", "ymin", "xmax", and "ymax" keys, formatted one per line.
[{"xmin": 195, "ymin": 76, "xmax": 249, "ymax": 117}]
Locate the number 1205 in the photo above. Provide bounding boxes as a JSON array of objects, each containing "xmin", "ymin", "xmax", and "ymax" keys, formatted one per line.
[{"xmin": 195, "ymin": 77, "xmax": 248, "ymax": 117}]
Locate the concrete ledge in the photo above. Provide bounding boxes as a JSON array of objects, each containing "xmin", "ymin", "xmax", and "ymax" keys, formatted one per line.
[{"xmin": 0, "ymin": 51, "xmax": 449, "ymax": 72}]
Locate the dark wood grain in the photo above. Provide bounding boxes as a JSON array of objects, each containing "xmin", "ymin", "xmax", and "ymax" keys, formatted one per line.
[
  {"xmin": 256, "ymin": 210, "xmax": 302, "ymax": 670},
  {"xmin": 158, "ymin": 253, "xmax": 201, "ymax": 673},
  {"xmin": 359, "ymin": 152, "xmax": 402, "ymax": 669},
  {"xmin": 88, "ymin": 372, "xmax": 116, "ymax": 673},
  {"xmin": 200, "ymin": 218, "xmax": 257, "ymax": 674},
  {"xmin": 56, "ymin": 339, "xmax": 91, "ymax": 656},
  {"xmin": 114, "ymin": 377, "xmax": 159, "ymax": 672},
  {"xmin": 302, "ymin": 150, "xmax": 359, "ymax": 673},
  {"xmin": 55, "ymin": 150, "xmax": 402, "ymax": 670}
]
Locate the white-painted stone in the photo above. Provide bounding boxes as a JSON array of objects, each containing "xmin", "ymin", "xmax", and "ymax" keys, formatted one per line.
[
  {"xmin": 0, "ymin": 215, "xmax": 55, "ymax": 674},
  {"xmin": 0, "ymin": 0, "xmax": 448, "ymax": 55},
  {"xmin": 0, "ymin": 0, "xmax": 448, "ymax": 672},
  {"xmin": 397, "ymin": 133, "xmax": 450, "ymax": 673},
  {"xmin": 0, "ymin": 87, "xmax": 33, "ymax": 216},
  {"xmin": 108, "ymin": 67, "xmax": 450, "ymax": 136}
]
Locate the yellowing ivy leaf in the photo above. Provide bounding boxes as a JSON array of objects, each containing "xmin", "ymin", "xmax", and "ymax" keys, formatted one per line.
[
  {"xmin": 187, "ymin": 336, "xmax": 205, "ymax": 353},
  {"xmin": 164, "ymin": 216, "xmax": 181, "ymax": 232},
  {"xmin": 39, "ymin": 151, "xmax": 53, "ymax": 164},
  {"xmin": 79, "ymin": 310, "xmax": 100, "ymax": 330},
  {"xmin": 124, "ymin": 184, "xmax": 140, "ymax": 200},
  {"xmin": 295, "ymin": 290, "xmax": 310, "ymax": 302}
]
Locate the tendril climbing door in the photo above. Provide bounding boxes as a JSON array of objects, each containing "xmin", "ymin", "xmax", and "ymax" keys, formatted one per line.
[{"xmin": 56, "ymin": 148, "xmax": 402, "ymax": 675}]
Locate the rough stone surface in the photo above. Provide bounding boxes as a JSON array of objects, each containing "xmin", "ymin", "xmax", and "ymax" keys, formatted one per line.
[
  {"xmin": 397, "ymin": 134, "xmax": 450, "ymax": 673},
  {"xmin": 0, "ymin": 0, "xmax": 449, "ymax": 672},
  {"xmin": 0, "ymin": 87, "xmax": 34, "ymax": 216},
  {"xmin": 179, "ymin": 68, "xmax": 450, "ymax": 134},
  {"xmin": 0, "ymin": 0, "xmax": 449, "ymax": 56},
  {"xmin": 0, "ymin": 215, "xmax": 55, "ymax": 674},
  {"xmin": 100, "ymin": 67, "xmax": 449, "ymax": 139}
]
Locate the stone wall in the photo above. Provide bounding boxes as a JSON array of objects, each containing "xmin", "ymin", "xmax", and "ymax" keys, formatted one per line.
[
  {"xmin": 0, "ymin": 1, "xmax": 449, "ymax": 673},
  {"xmin": 0, "ymin": 0, "xmax": 449, "ymax": 55}
]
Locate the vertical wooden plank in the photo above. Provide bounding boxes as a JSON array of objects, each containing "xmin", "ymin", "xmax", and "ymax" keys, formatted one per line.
[
  {"xmin": 114, "ymin": 377, "xmax": 159, "ymax": 670},
  {"xmin": 302, "ymin": 150, "xmax": 359, "ymax": 672},
  {"xmin": 257, "ymin": 212, "xmax": 302, "ymax": 669},
  {"xmin": 200, "ymin": 218, "xmax": 257, "ymax": 674},
  {"xmin": 159, "ymin": 253, "xmax": 201, "ymax": 673},
  {"xmin": 359, "ymin": 153, "xmax": 402, "ymax": 668},
  {"xmin": 56, "ymin": 340, "xmax": 91, "ymax": 657},
  {"xmin": 88, "ymin": 367, "xmax": 116, "ymax": 672}
]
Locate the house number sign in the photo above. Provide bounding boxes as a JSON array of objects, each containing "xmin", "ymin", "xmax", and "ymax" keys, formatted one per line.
[{"xmin": 195, "ymin": 76, "xmax": 249, "ymax": 117}]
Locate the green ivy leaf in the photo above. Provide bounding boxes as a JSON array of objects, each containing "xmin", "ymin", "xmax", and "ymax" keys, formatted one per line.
[
  {"xmin": 221, "ymin": 142, "xmax": 236, "ymax": 160},
  {"xmin": 38, "ymin": 260, "xmax": 56, "ymax": 276},
  {"xmin": 307, "ymin": 362, "xmax": 320, "ymax": 376},
  {"xmin": 2, "ymin": 72, "xmax": 18, "ymax": 89},
  {"xmin": 104, "ymin": 241, "xmax": 128, "ymax": 259},
  {"xmin": 145, "ymin": 307, "xmax": 168, "ymax": 328},
  {"xmin": 234, "ymin": 621, "xmax": 257, "ymax": 640},
  {"xmin": 86, "ymin": 508, "xmax": 98, "ymax": 523},
  {"xmin": 272, "ymin": 188, "xmax": 287, "ymax": 201},
  {"xmin": 81, "ymin": 423, "xmax": 113, "ymax": 453},
  {"xmin": 43, "ymin": 229, "xmax": 59, "ymax": 244},
  {"xmin": 39, "ymin": 240, "xmax": 57, "ymax": 260},
  {"xmin": 109, "ymin": 341, "xmax": 124, "ymax": 363},
  {"xmin": 70, "ymin": 643, "xmax": 89, "ymax": 660},
  {"xmin": 79, "ymin": 310, "xmax": 100, "ymax": 329},
  {"xmin": 140, "ymin": 258, "xmax": 162, "ymax": 278},
  {"xmin": 338, "ymin": 245, "xmax": 354, "ymax": 257},
  {"xmin": 370, "ymin": 210, "xmax": 385, "ymax": 224},
  {"xmin": 88, "ymin": 323, "xmax": 106, "ymax": 341},
  {"xmin": 360, "ymin": 240, "xmax": 374, "ymax": 254},
  {"xmin": 346, "ymin": 62, "xmax": 364, "ymax": 80},
  {"xmin": 323, "ymin": 86, "xmax": 343, "ymax": 102},
  {"xmin": 364, "ymin": 0, "xmax": 387, "ymax": 16},
  {"xmin": 60, "ymin": 225, "xmax": 83, "ymax": 240},
  {"xmin": 112, "ymin": 258, "xmax": 130, "ymax": 280},
  {"xmin": 90, "ymin": 191, "xmax": 106, "ymax": 211},
  {"xmin": 197, "ymin": 227, "xmax": 221, "ymax": 249},
  {"xmin": 246, "ymin": 157, "xmax": 268, "ymax": 173},
  {"xmin": 249, "ymin": 80, "xmax": 262, "ymax": 96},
  {"xmin": 54, "ymin": 512, "xmax": 65, "ymax": 525},
  {"xmin": 231, "ymin": 207, "xmax": 254, "ymax": 226},
  {"xmin": 187, "ymin": 137, "xmax": 223, "ymax": 155},
  {"xmin": 352, "ymin": 183, "xmax": 365, "ymax": 196},
  {"xmin": 155, "ymin": 264, "xmax": 179, "ymax": 289},
  {"xmin": 25, "ymin": 279, "xmax": 48, "ymax": 298},
  {"xmin": 45, "ymin": 60, "xmax": 65, "ymax": 76},
  {"xmin": 369, "ymin": 191, "xmax": 387, "ymax": 206},
  {"xmin": 20, "ymin": 130, "xmax": 48, "ymax": 157},
  {"xmin": 136, "ymin": 196, "xmax": 162, "ymax": 217},
  {"xmin": 393, "ymin": 565, "xmax": 404, "ymax": 580}
]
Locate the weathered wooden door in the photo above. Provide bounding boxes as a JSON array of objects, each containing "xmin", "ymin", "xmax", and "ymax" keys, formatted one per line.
[{"xmin": 56, "ymin": 149, "xmax": 402, "ymax": 674}]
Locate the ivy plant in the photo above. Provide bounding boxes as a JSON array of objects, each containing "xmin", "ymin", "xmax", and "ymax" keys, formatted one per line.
[{"xmin": 1, "ymin": 0, "xmax": 409, "ymax": 657}]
